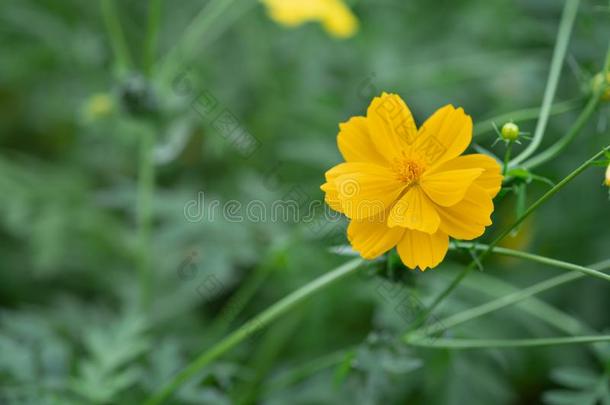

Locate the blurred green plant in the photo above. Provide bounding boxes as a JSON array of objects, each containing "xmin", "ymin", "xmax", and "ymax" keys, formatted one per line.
[{"xmin": 1, "ymin": 0, "xmax": 610, "ymax": 404}]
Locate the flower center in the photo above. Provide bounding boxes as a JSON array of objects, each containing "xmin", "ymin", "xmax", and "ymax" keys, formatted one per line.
[{"xmin": 392, "ymin": 156, "xmax": 426, "ymax": 186}]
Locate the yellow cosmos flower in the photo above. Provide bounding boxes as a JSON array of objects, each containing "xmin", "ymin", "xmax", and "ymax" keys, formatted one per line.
[
  {"xmin": 261, "ymin": 0, "xmax": 358, "ymax": 38},
  {"xmin": 321, "ymin": 93, "xmax": 503, "ymax": 271}
]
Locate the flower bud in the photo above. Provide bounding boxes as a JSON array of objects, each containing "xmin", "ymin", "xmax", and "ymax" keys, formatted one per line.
[
  {"xmin": 501, "ymin": 122, "xmax": 520, "ymax": 141},
  {"xmin": 591, "ymin": 72, "xmax": 610, "ymax": 101},
  {"xmin": 83, "ymin": 93, "xmax": 113, "ymax": 121}
]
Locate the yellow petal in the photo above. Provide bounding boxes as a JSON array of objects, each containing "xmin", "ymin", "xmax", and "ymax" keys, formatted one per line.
[
  {"xmin": 420, "ymin": 168, "xmax": 483, "ymax": 207},
  {"xmin": 347, "ymin": 215, "xmax": 405, "ymax": 259},
  {"xmin": 427, "ymin": 154, "xmax": 503, "ymax": 198},
  {"xmin": 320, "ymin": 181, "xmax": 343, "ymax": 213},
  {"xmin": 413, "ymin": 105, "xmax": 472, "ymax": 168},
  {"xmin": 366, "ymin": 93, "xmax": 418, "ymax": 160},
  {"xmin": 329, "ymin": 162, "xmax": 406, "ymax": 219},
  {"xmin": 437, "ymin": 184, "xmax": 494, "ymax": 240},
  {"xmin": 388, "ymin": 185, "xmax": 440, "ymax": 233},
  {"xmin": 321, "ymin": 0, "xmax": 358, "ymax": 38},
  {"xmin": 337, "ymin": 116, "xmax": 387, "ymax": 165},
  {"xmin": 397, "ymin": 229, "xmax": 449, "ymax": 271},
  {"xmin": 261, "ymin": 0, "xmax": 323, "ymax": 27}
]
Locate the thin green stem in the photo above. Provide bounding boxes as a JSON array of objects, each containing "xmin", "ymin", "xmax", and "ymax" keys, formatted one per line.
[
  {"xmin": 100, "ymin": 0, "xmax": 133, "ymax": 74},
  {"xmin": 473, "ymin": 98, "xmax": 581, "ymax": 138},
  {"xmin": 406, "ymin": 335, "xmax": 610, "ymax": 349},
  {"xmin": 503, "ymin": 142, "xmax": 513, "ymax": 176},
  {"xmin": 418, "ymin": 146, "xmax": 609, "ymax": 325},
  {"xmin": 144, "ymin": 0, "xmax": 163, "ymax": 76},
  {"xmin": 454, "ymin": 271, "xmax": 588, "ymax": 336},
  {"xmin": 510, "ymin": 0, "xmax": 580, "ymax": 166},
  {"xmin": 262, "ymin": 348, "xmax": 352, "ymax": 396},
  {"xmin": 451, "ymin": 265, "xmax": 610, "ymax": 363},
  {"xmin": 463, "ymin": 243, "xmax": 610, "ymax": 282},
  {"xmin": 144, "ymin": 258, "xmax": 363, "ymax": 405},
  {"xmin": 137, "ymin": 131, "xmax": 155, "ymax": 310},
  {"xmin": 209, "ymin": 251, "xmax": 280, "ymax": 339},
  {"xmin": 494, "ymin": 146, "xmax": 608, "ymax": 245},
  {"xmin": 411, "ymin": 245, "xmax": 610, "ymax": 337},
  {"xmin": 521, "ymin": 44, "xmax": 610, "ymax": 170},
  {"xmin": 235, "ymin": 311, "xmax": 304, "ymax": 404}
]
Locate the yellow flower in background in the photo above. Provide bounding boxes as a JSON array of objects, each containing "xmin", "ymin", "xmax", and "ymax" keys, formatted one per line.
[
  {"xmin": 261, "ymin": 0, "xmax": 358, "ymax": 38},
  {"xmin": 605, "ymin": 164, "xmax": 610, "ymax": 187},
  {"xmin": 321, "ymin": 93, "xmax": 503, "ymax": 270},
  {"xmin": 83, "ymin": 93, "xmax": 114, "ymax": 121},
  {"xmin": 591, "ymin": 71, "xmax": 610, "ymax": 101}
]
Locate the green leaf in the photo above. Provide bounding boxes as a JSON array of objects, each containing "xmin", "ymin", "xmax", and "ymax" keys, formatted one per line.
[
  {"xmin": 507, "ymin": 168, "xmax": 532, "ymax": 180},
  {"xmin": 550, "ymin": 367, "xmax": 598, "ymax": 389},
  {"xmin": 333, "ymin": 350, "xmax": 355, "ymax": 387},
  {"xmin": 543, "ymin": 390, "xmax": 597, "ymax": 405}
]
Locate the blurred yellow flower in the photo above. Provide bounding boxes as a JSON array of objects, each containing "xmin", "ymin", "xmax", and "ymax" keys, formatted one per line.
[
  {"xmin": 261, "ymin": 0, "xmax": 358, "ymax": 38},
  {"xmin": 591, "ymin": 71, "xmax": 610, "ymax": 101},
  {"xmin": 321, "ymin": 93, "xmax": 503, "ymax": 270},
  {"xmin": 84, "ymin": 93, "xmax": 114, "ymax": 121},
  {"xmin": 605, "ymin": 164, "xmax": 610, "ymax": 187}
]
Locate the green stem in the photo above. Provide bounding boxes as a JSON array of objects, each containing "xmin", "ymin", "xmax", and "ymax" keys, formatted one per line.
[
  {"xmin": 144, "ymin": 0, "xmax": 163, "ymax": 76},
  {"xmin": 406, "ymin": 335, "xmax": 610, "ymax": 349},
  {"xmin": 462, "ymin": 243, "xmax": 610, "ymax": 282},
  {"xmin": 453, "ymin": 271, "xmax": 588, "ymax": 335},
  {"xmin": 144, "ymin": 258, "xmax": 363, "ymax": 405},
  {"xmin": 411, "ymin": 245, "xmax": 610, "ymax": 337},
  {"xmin": 418, "ymin": 146, "xmax": 609, "ymax": 324},
  {"xmin": 209, "ymin": 252, "xmax": 279, "ymax": 339},
  {"xmin": 235, "ymin": 311, "xmax": 304, "ymax": 405},
  {"xmin": 473, "ymin": 98, "xmax": 581, "ymax": 138},
  {"xmin": 503, "ymin": 142, "xmax": 512, "ymax": 176},
  {"xmin": 509, "ymin": 0, "xmax": 580, "ymax": 166},
  {"xmin": 452, "ymin": 265, "xmax": 610, "ymax": 363},
  {"xmin": 137, "ymin": 131, "xmax": 155, "ymax": 310},
  {"xmin": 100, "ymin": 0, "xmax": 133, "ymax": 74},
  {"xmin": 262, "ymin": 349, "xmax": 352, "ymax": 396},
  {"xmin": 521, "ymin": 44, "xmax": 610, "ymax": 170}
]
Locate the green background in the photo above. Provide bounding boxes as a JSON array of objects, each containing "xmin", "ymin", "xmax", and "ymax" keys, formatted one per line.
[{"xmin": 0, "ymin": 0, "xmax": 609, "ymax": 403}]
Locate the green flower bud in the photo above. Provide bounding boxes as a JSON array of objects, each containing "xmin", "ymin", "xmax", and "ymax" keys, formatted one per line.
[
  {"xmin": 591, "ymin": 72, "xmax": 610, "ymax": 102},
  {"xmin": 83, "ymin": 93, "xmax": 114, "ymax": 121},
  {"xmin": 501, "ymin": 122, "xmax": 520, "ymax": 141}
]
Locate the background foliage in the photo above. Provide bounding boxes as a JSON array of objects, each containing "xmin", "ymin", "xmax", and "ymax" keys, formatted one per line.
[{"xmin": 0, "ymin": 0, "xmax": 609, "ymax": 404}]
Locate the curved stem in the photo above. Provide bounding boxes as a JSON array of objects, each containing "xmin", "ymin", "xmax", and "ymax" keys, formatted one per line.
[
  {"xmin": 262, "ymin": 348, "xmax": 352, "ymax": 396},
  {"xmin": 473, "ymin": 98, "xmax": 581, "ymax": 138},
  {"xmin": 411, "ymin": 246, "xmax": 610, "ymax": 337},
  {"xmin": 509, "ymin": 0, "xmax": 580, "ymax": 166},
  {"xmin": 406, "ymin": 335, "xmax": 610, "ymax": 349},
  {"xmin": 144, "ymin": 258, "xmax": 363, "ymax": 405},
  {"xmin": 461, "ymin": 243, "xmax": 610, "ymax": 283},
  {"xmin": 137, "ymin": 131, "xmax": 155, "ymax": 310},
  {"xmin": 521, "ymin": 44, "xmax": 610, "ymax": 170},
  {"xmin": 454, "ymin": 271, "xmax": 588, "ymax": 335},
  {"xmin": 100, "ymin": 0, "xmax": 133, "ymax": 74},
  {"xmin": 418, "ymin": 146, "xmax": 609, "ymax": 324}
]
